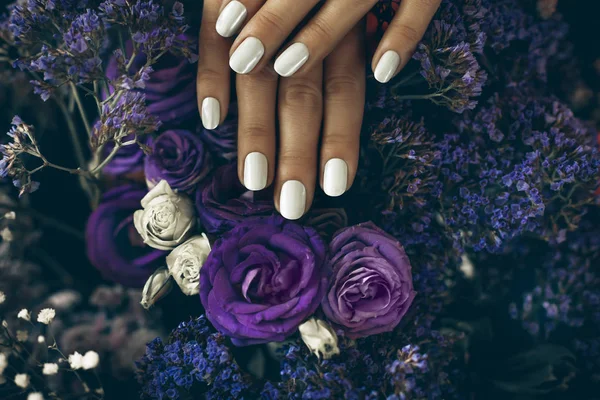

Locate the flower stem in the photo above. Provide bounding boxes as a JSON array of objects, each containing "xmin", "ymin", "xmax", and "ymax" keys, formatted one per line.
[
  {"xmin": 89, "ymin": 143, "xmax": 121, "ymax": 174},
  {"xmin": 70, "ymin": 82, "xmax": 92, "ymax": 136}
]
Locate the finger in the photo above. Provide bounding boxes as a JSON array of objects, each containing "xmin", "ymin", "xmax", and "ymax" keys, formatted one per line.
[
  {"xmin": 321, "ymin": 22, "xmax": 365, "ymax": 197},
  {"xmin": 236, "ymin": 64, "xmax": 279, "ymax": 191},
  {"xmin": 228, "ymin": 0, "xmax": 319, "ymax": 75},
  {"xmin": 276, "ymin": 64, "xmax": 324, "ymax": 220},
  {"xmin": 197, "ymin": 0, "xmax": 231, "ymax": 129},
  {"xmin": 273, "ymin": 0, "xmax": 378, "ymax": 78},
  {"xmin": 372, "ymin": 0, "xmax": 442, "ymax": 83},
  {"xmin": 215, "ymin": 0, "xmax": 265, "ymax": 38}
]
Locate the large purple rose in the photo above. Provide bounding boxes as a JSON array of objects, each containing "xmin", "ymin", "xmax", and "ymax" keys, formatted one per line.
[
  {"xmin": 86, "ymin": 185, "xmax": 167, "ymax": 288},
  {"xmin": 321, "ymin": 222, "xmax": 416, "ymax": 338},
  {"xmin": 199, "ymin": 216, "xmax": 329, "ymax": 346},
  {"xmin": 195, "ymin": 163, "xmax": 274, "ymax": 234},
  {"xmin": 105, "ymin": 39, "xmax": 196, "ymax": 125},
  {"xmin": 144, "ymin": 130, "xmax": 212, "ymax": 193}
]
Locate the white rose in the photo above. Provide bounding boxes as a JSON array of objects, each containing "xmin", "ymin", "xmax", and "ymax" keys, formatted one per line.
[
  {"xmin": 133, "ymin": 180, "xmax": 196, "ymax": 250},
  {"xmin": 141, "ymin": 268, "xmax": 173, "ymax": 310},
  {"xmin": 298, "ymin": 318, "xmax": 340, "ymax": 360},
  {"xmin": 166, "ymin": 234, "xmax": 211, "ymax": 296}
]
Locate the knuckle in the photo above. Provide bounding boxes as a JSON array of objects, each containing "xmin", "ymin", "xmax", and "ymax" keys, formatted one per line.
[
  {"xmin": 307, "ymin": 17, "xmax": 334, "ymax": 42},
  {"xmin": 255, "ymin": 9, "xmax": 288, "ymax": 39},
  {"xmin": 322, "ymin": 132, "xmax": 359, "ymax": 149},
  {"xmin": 196, "ymin": 67, "xmax": 224, "ymax": 83},
  {"xmin": 278, "ymin": 151, "xmax": 316, "ymax": 168},
  {"xmin": 393, "ymin": 24, "xmax": 422, "ymax": 45},
  {"xmin": 325, "ymin": 73, "xmax": 363, "ymax": 99},
  {"xmin": 240, "ymin": 123, "xmax": 273, "ymax": 141},
  {"xmin": 281, "ymin": 82, "xmax": 323, "ymax": 109},
  {"xmin": 418, "ymin": 0, "xmax": 441, "ymax": 9}
]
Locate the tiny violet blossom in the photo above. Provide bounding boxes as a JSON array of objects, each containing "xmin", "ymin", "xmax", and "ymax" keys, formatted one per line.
[
  {"xmin": 141, "ymin": 268, "xmax": 173, "ymax": 309},
  {"xmin": 166, "ymin": 234, "xmax": 211, "ymax": 296},
  {"xmin": 37, "ymin": 308, "xmax": 55, "ymax": 325},
  {"xmin": 28, "ymin": 393, "xmax": 44, "ymax": 400},
  {"xmin": 68, "ymin": 352, "xmax": 84, "ymax": 370},
  {"xmin": 298, "ymin": 318, "xmax": 340, "ymax": 360},
  {"xmin": 14, "ymin": 373, "xmax": 30, "ymax": 388},
  {"xmin": 133, "ymin": 180, "xmax": 196, "ymax": 250},
  {"xmin": 17, "ymin": 309, "xmax": 30, "ymax": 321},
  {"xmin": 82, "ymin": 351, "xmax": 100, "ymax": 370},
  {"xmin": 42, "ymin": 363, "xmax": 59, "ymax": 376}
]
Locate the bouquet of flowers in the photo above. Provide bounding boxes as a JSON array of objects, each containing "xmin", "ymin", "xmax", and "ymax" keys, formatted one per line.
[{"xmin": 0, "ymin": 0, "xmax": 598, "ymax": 399}]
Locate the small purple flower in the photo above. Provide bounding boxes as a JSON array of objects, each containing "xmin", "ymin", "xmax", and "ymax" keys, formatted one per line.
[
  {"xmin": 195, "ymin": 164, "xmax": 274, "ymax": 235},
  {"xmin": 322, "ymin": 222, "xmax": 416, "ymax": 338},
  {"xmin": 199, "ymin": 216, "xmax": 329, "ymax": 346},
  {"xmin": 144, "ymin": 130, "xmax": 212, "ymax": 193},
  {"xmin": 86, "ymin": 185, "xmax": 167, "ymax": 288}
]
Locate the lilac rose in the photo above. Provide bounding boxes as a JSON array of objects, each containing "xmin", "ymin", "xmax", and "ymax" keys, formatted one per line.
[
  {"xmin": 195, "ymin": 163, "xmax": 274, "ymax": 234},
  {"xmin": 199, "ymin": 216, "xmax": 329, "ymax": 346},
  {"xmin": 144, "ymin": 130, "xmax": 212, "ymax": 193},
  {"xmin": 321, "ymin": 222, "xmax": 416, "ymax": 338},
  {"xmin": 86, "ymin": 185, "xmax": 167, "ymax": 288}
]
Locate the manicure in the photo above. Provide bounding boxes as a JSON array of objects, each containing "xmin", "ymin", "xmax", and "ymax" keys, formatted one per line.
[
  {"xmin": 216, "ymin": 1, "xmax": 247, "ymax": 38},
  {"xmin": 201, "ymin": 97, "xmax": 220, "ymax": 130},
  {"xmin": 374, "ymin": 50, "xmax": 400, "ymax": 83},
  {"xmin": 279, "ymin": 180, "xmax": 306, "ymax": 220},
  {"xmin": 274, "ymin": 43, "xmax": 309, "ymax": 77},
  {"xmin": 229, "ymin": 37, "xmax": 265, "ymax": 74},
  {"xmin": 323, "ymin": 158, "xmax": 348, "ymax": 197},
  {"xmin": 243, "ymin": 152, "xmax": 268, "ymax": 191}
]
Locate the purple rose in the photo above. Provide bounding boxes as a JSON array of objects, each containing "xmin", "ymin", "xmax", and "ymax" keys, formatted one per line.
[
  {"xmin": 321, "ymin": 222, "xmax": 416, "ymax": 338},
  {"xmin": 144, "ymin": 130, "xmax": 212, "ymax": 193},
  {"xmin": 105, "ymin": 38, "xmax": 196, "ymax": 125},
  {"xmin": 102, "ymin": 138, "xmax": 145, "ymax": 176},
  {"xmin": 86, "ymin": 185, "xmax": 167, "ymax": 288},
  {"xmin": 199, "ymin": 216, "xmax": 329, "ymax": 346},
  {"xmin": 195, "ymin": 163, "xmax": 274, "ymax": 234},
  {"xmin": 199, "ymin": 103, "xmax": 238, "ymax": 162}
]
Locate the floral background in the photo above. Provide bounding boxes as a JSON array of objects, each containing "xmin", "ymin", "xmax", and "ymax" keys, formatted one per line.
[{"xmin": 0, "ymin": 0, "xmax": 599, "ymax": 399}]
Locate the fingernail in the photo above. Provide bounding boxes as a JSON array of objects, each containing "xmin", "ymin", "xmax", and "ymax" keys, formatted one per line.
[
  {"xmin": 323, "ymin": 158, "xmax": 348, "ymax": 197},
  {"xmin": 374, "ymin": 50, "xmax": 400, "ymax": 83},
  {"xmin": 274, "ymin": 43, "xmax": 309, "ymax": 77},
  {"xmin": 216, "ymin": 0, "xmax": 248, "ymax": 37},
  {"xmin": 243, "ymin": 152, "xmax": 268, "ymax": 191},
  {"xmin": 201, "ymin": 97, "xmax": 220, "ymax": 130},
  {"xmin": 229, "ymin": 37, "xmax": 264, "ymax": 74},
  {"xmin": 280, "ymin": 180, "xmax": 306, "ymax": 220}
]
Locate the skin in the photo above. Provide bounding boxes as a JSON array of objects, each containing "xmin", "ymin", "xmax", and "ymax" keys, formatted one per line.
[{"xmin": 197, "ymin": 0, "xmax": 442, "ymax": 219}]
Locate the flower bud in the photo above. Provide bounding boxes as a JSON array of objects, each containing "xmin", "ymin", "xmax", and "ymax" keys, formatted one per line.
[
  {"xmin": 166, "ymin": 234, "xmax": 211, "ymax": 296},
  {"xmin": 298, "ymin": 318, "xmax": 340, "ymax": 360},
  {"xmin": 141, "ymin": 268, "xmax": 173, "ymax": 309}
]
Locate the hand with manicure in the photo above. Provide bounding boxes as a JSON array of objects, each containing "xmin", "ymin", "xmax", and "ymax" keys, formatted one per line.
[{"xmin": 197, "ymin": 0, "xmax": 442, "ymax": 220}]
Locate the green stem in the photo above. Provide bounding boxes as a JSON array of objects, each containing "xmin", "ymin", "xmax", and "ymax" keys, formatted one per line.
[
  {"xmin": 56, "ymin": 97, "xmax": 88, "ymax": 168},
  {"xmin": 70, "ymin": 82, "xmax": 92, "ymax": 136},
  {"xmin": 89, "ymin": 143, "xmax": 121, "ymax": 174}
]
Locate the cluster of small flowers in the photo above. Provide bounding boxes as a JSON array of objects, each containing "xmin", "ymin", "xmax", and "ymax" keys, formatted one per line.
[{"xmin": 136, "ymin": 315, "xmax": 252, "ymax": 400}]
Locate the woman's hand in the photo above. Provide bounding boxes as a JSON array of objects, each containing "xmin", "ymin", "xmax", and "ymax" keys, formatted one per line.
[{"xmin": 196, "ymin": 0, "xmax": 441, "ymax": 220}]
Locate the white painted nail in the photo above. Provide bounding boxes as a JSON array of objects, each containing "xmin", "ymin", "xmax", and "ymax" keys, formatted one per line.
[
  {"xmin": 201, "ymin": 97, "xmax": 220, "ymax": 130},
  {"xmin": 243, "ymin": 152, "xmax": 268, "ymax": 191},
  {"xmin": 274, "ymin": 43, "xmax": 309, "ymax": 77},
  {"xmin": 279, "ymin": 180, "xmax": 306, "ymax": 220},
  {"xmin": 374, "ymin": 50, "xmax": 400, "ymax": 83},
  {"xmin": 216, "ymin": 1, "xmax": 248, "ymax": 38},
  {"xmin": 323, "ymin": 158, "xmax": 348, "ymax": 197},
  {"xmin": 229, "ymin": 37, "xmax": 264, "ymax": 74}
]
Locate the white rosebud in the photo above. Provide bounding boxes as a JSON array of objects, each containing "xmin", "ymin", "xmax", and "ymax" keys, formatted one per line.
[
  {"xmin": 0, "ymin": 291, "xmax": 5, "ymax": 304},
  {"xmin": 68, "ymin": 352, "xmax": 84, "ymax": 370},
  {"xmin": 42, "ymin": 363, "xmax": 59, "ymax": 375},
  {"xmin": 141, "ymin": 268, "xmax": 173, "ymax": 310},
  {"xmin": 14, "ymin": 373, "xmax": 30, "ymax": 388},
  {"xmin": 17, "ymin": 309, "xmax": 30, "ymax": 321},
  {"xmin": 4, "ymin": 211, "xmax": 16, "ymax": 220},
  {"xmin": 133, "ymin": 180, "xmax": 196, "ymax": 250},
  {"xmin": 16, "ymin": 330, "xmax": 28, "ymax": 342},
  {"xmin": 166, "ymin": 234, "xmax": 211, "ymax": 296},
  {"xmin": 82, "ymin": 351, "xmax": 99, "ymax": 370},
  {"xmin": 37, "ymin": 308, "xmax": 55, "ymax": 325},
  {"xmin": 0, "ymin": 353, "xmax": 8, "ymax": 375},
  {"xmin": 28, "ymin": 393, "xmax": 44, "ymax": 400},
  {"xmin": 298, "ymin": 318, "xmax": 340, "ymax": 360},
  {"xmin": 37, "ymin": 335, "xmax": 45, "ymax": 343}
]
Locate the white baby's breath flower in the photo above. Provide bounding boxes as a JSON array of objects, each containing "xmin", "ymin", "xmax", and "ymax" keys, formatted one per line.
[
  {"xmin": 141, "ymin": 268, "xmax": 173, "ymax": 310},
  {"xmin": 17, "ymin": 309, "xmax": 30, "ymax": 321},
  {"xmin": 1, "ymin": 227, "xmax": 13, "ymax": 242},
  {"xmin": 0, "ymin": 353, "xmax": 8, "ymax": 375},
  {"xmin": 0, "ymin": 291, "xmax": 5, "ymax": 304},
  {"xmin": 37, "ymin": 335, "xmax": 45, "ymax": 343},
  {"xmin": 82, "ymin": 351, "xmax": 100, "ymax": 370},
  {"xmin": 16, "ymin": 330, "xmax": 28, "ymax": 342},
  {"xmin": 4, "ymin": 211, "xmax": 16, "ymax": 220},
  {"xmin": 166, "ymin": 234, "xmax": 211, "ymax": 296},
  {"xmin": 46, "ymin": 290, "xmax": 81, "ymax": 310},
  {"xmin": 14, "ymin": 373, "xmax": 30, "ymax": 388},
  {"xmin": 298, "ymin": 318, "xmax": 340, "ymax": 360},
  {"xmin": 133, "ymin": 180, "xmax": 196, "ymax": 250},
  {"xmin": 27, "ymin": 393, "xmax": 44, "ymax": 400},
  {"xmin": 37, "ymin": 308, "xmax": 56, "ymax": 325},
  {"xmin": 68, "ymin": 352, "xmax": 84, "ymax": 370},
  {"xmin": 1, "ymin": 320, "xmax": 7, "ymax": 328},
  {"xmin": 42, "ymin": 363, "xmax": 59, "ymax": 375}
]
